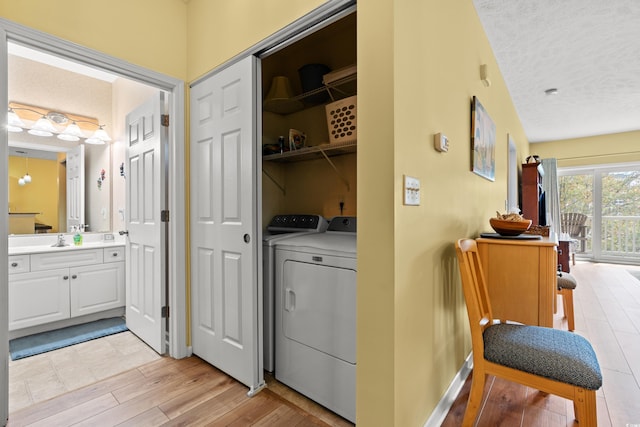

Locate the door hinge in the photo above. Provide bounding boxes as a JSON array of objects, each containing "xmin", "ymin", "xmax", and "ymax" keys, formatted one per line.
[
  {"xmin": 161, "ymin": 210, "xmax": 170, "ymax": 222},
  {"xmin": 161, "ymin": 306, "xmax": 170, "ymax": 318},
  {"xmin": 161, "ymin": 114, "xmax": 169, "ymax": 127}
]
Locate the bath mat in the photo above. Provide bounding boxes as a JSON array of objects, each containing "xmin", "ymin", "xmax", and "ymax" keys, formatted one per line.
[{"xmin": 9, "ymin": 317, "xmax": 128, "ymax": 361}]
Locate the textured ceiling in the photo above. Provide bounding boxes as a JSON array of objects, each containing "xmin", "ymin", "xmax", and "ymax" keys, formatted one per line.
[{"xmin": 473, "ymin": 0, "xmax": 640, "ymax": 143}]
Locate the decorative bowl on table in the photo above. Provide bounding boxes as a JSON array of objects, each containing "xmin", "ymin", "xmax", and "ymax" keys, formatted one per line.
[{"xmin": 489, "ymin": 217, "xmax": 532, "ymax": 236}]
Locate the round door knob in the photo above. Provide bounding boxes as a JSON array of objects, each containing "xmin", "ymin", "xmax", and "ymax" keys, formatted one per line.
[
  {"xmin": 63, "ymin": 275, "xmax": 69, "ymax": 280},
  {"xmin": 72, "ymin": 275, "xmax": 78, "ymax": 279},
  {"xmin": 244, "ymin": 234, "xmax": 251, "ymax": 243}
]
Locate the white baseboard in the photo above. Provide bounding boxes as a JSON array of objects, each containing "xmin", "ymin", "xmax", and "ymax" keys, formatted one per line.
[{"xmin": 423, "ymin": 352, "xmax": 473, "ymax": 427}]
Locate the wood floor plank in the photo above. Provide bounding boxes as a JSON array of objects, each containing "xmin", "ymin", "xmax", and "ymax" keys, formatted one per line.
[
  {"xmin": 475, "ymin": 376, "xmax": 527, "ymax": 426},
  {"xmin": 28, "ymin": 393, "xmax": 119, "ymax": 427},
  {"xmin": 157, "ymin": 372, "xmax": 237, "ymax": 419},
  {"xmin": 115, "ymin": 407, "xmax": 170, "ymax": 427},
  {"xmin": 111, "ymin": 357, "xmax": 213, "ymax": 403},
  {"xmin": 159, "ymin": 382, "xmax": 249, "ymax": 426},
  {"xmin": 206, "ymin": 390, "xmax": 288, "ymax": 426}
]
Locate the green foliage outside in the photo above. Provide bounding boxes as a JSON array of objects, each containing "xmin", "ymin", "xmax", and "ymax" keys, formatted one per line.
[{"xmin": 559, "ymin": 170, "xmax": 640, "ymax": 256}]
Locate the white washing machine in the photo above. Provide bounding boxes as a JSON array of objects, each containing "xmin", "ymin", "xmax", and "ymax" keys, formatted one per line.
[
  {"xmin": 262, "ymin": 214, "xmax": 328, "ymax": 372},
  {"xmin": 274, "ymin": 216, "xmax": 356, "ymax": 423}
]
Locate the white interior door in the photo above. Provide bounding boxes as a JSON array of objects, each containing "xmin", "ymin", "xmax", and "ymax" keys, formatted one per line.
[
  {"xmin": 190, "ymin": 55, "xmax": 263, "ymax": 393},
  {"xmin": 66, "ymin": 144, "xmax": 85, "ymax": 232},
  {"xmin": 125, "ymin": 93, "xmax": 166, "ymax": 354}
]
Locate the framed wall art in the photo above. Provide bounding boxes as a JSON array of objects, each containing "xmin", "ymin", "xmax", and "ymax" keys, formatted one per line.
[{"xmin": 470, "ymin": 96, "xmax": 496, "ymax": 181}]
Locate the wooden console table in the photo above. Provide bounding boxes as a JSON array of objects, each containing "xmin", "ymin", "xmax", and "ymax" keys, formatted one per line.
[{"xmin": 476, "ymin": 234, "xmax": 558, "ymax": 327}]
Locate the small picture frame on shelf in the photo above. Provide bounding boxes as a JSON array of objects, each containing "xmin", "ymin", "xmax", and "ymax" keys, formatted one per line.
[{"xmin": 288, "ymin": 129, "xmax": 306, "ymax": 150}]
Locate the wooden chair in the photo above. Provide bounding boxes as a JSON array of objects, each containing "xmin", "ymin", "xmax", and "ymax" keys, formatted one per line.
[
  {"xmin": 557, "ymin": 272, "xmax": 577, "ymax": 331},
  {"xmin": 455, "ymin": 239, "xmax": 602, "ymax": 426},
  {"xmin": 561, "ymin": 212, "xmax": 588, "ymax": 256}
]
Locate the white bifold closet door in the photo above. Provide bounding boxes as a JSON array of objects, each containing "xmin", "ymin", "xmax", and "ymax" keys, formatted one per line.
[{"xmin": 189, "ymin": 55, "xmax": 264, "ymax": 395}]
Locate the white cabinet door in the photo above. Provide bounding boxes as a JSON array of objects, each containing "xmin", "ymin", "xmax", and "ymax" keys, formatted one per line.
[
  {"xmin": 8, "ymin": 268, "xmax": 70, "ymax": 331},
  {"xmin": 70, "ymin": 262, "xmax": 125, "ymax": 317}
]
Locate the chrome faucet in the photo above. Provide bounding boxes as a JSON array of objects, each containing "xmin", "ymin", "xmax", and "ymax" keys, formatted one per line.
[{"xmin": 51, "ymin": 233, "xmax": 67, "ymax": 247}]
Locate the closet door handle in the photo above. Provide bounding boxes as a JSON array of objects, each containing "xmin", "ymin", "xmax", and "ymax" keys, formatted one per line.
[
  {"xmin": 11, "ymin": 262, "xmax": 18, "ymax": 267},
  {"xmin": 63, "ymin": 275, "xmax": 69, "ymax": 280},
  {"xmin": 71, "ymin": 274, "xmax": 78, "ymax": 279}
]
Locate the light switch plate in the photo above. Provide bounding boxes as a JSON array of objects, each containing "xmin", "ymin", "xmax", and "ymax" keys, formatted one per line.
[{"xmin": 403, "ymin": 175, "xmax": 420, "ymax": 206}]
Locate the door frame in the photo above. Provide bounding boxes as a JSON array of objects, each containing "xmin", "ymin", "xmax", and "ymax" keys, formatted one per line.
[{"xmin": 0, "ymin": 19, "xmax": 188, "ymax": 361}]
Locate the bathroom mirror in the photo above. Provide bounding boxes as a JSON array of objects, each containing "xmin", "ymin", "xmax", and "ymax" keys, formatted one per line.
[{"xmin": 8, "ymin": 139, "xmax": 112, "ymax": 235}]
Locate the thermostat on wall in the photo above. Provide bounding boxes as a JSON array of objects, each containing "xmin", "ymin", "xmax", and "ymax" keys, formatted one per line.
[{"xmin": 434, "ymin": 133, "xmax": 449, "ymax": 152}]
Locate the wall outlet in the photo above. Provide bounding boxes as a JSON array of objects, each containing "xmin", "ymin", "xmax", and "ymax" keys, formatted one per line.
[
  {"xmin": 403, "ymin": 175, "xmax": 421, "ymax": 206},
  {"xmin": 103, "ymin": 233, "xmax": 115, "ymax": 241}
]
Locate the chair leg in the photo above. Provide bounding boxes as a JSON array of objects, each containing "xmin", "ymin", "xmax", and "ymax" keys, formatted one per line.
[
  {"xmin": 573, "ymin": 388, "xmax": 597, "ymax": 426},
  {"xmin": 560, "ymin": 288, "xmax": 575, "ymax": 331},
  {"xmin": 462, "ymin": 370, "xmax": 486, "ymax": 427}
]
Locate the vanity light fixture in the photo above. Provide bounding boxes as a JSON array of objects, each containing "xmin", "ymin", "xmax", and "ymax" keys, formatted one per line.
[
  {"xmin": 16, "ymin": 150, "xmax": 32, "ymax": 186},
  {"xmin": 7, "ymin": 102, "xmax": 112, "ymax": 144},
  {"xmin": 7, "ymin": 107, "xmax": 26, "ymax": 132}
]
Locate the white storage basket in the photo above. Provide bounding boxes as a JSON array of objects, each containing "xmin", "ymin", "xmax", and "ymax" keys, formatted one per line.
[{"xmin": 325, "ymin": 95, "xmax": 357, "ymax": 143}]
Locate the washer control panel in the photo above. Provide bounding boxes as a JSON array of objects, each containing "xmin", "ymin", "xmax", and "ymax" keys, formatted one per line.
[{"xmin": 267, "ymin": 214, "xmax": 328, "ymax": 233}]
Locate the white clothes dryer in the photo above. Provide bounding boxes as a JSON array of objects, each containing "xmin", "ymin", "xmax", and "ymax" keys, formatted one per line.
[
  {"xmin": 262, "ymin": 214, "xmax": 327, "ymax": 372},
  {"xmin": 274, "ymin": 216, "xmax": 356, "ymax": 422}
]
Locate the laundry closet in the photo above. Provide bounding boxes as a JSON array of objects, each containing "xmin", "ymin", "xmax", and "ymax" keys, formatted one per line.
[{"xmin": 260, "ymin": 12, "xmax": 357, "ymax": 423}]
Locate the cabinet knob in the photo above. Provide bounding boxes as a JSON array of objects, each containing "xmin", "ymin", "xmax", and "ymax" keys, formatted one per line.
[
  {"xmin": 63, "ymin": 275, "xmax": 69, "ymax": 280},
  {"xmin": 112, "ymin": 252, "xmax": 118, "ymax": 257},
  {"xmin": 72, "ymin": 275, "xmax": 78, "ymax": 279},
  {"xmin": 11, "ymin": 262, "xmax": 18, "ymax": 267}
]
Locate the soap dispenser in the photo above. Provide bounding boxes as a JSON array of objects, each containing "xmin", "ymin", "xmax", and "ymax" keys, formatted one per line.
[{"xmin": 73, "ymin": 225, "xmax": 83, "ymax": 246}]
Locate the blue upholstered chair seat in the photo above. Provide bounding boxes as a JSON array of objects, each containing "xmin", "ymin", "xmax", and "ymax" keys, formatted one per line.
[
  {"xmin": 557, "ymin": 272, "xmax": 577, "ymax": 290},
  {"xmin": 483, "ymin": 323, "xmax": 602, "ymax": 390}
]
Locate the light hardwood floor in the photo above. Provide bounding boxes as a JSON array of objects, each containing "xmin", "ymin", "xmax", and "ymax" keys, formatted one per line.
[
  {"xmin": 442, "ymin": 261, "xmax": 640, "ymax": 426},
  {"xmin": 7, "ymin": 262, "xmax": 639, "ymax": 426},
  {"xmin": 7, "ymin": 336, "xmax": 352, "ymax": 426}
]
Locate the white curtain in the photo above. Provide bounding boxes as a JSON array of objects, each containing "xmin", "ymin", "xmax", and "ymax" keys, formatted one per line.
[{"xmin": 541, "ymin": 158, "xmax": 561, "ymax": 236}]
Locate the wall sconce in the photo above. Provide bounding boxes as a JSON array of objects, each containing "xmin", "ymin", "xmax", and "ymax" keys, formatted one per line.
[{"xmin": 7, "ymin": 102, "xmax": 112, "ymax": 145}]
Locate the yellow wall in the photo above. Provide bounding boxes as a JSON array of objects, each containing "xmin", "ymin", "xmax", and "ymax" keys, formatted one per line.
[
  {"xmin": 186, "ymin": 0, "xmax": 327, "ymax": 81},
  {"xmin": 357, "ymin": 0, "xmax": 530, "ymax": 424},
  {"xmin": 0, "ymin": 0, "xmax": 188, "ymax": 81},
  {"xmin": 8, "ymin": 156, "xmax": 59, "ymax": 232},
  {"xmin": 2, "ymin": 1, "xmax": 532, "ymax": 425},
  {"xmin": 531, "ymin": 130, "xmax": 640, "ymax": 168}
]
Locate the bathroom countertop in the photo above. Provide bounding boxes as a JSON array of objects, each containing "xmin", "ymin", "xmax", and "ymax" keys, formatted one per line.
[
  {"xmin": 9, "ymin": 241, "xmax": 125, "ymax": 256},
  {"xmin": 9, "ymin": 233, "xmax": 126, "ymax": 256}
]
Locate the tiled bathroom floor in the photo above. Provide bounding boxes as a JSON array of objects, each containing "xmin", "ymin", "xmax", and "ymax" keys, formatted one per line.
[{"xmin": 8, "ymin": 331, "xmax": 160, "ymax": 413}]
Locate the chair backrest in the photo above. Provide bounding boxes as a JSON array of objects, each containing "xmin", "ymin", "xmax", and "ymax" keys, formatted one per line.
[
  {"xmin": 455, "ymin": 239, "xmax": 495, "ymax": 351},
  {"xmin": 561, "ymin": 212, "xmax": 587, "ymax": 237}
]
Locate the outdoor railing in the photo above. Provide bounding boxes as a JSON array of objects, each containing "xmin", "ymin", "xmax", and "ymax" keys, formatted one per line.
[{"xmin": 601, "ymin": 215, "xmax": 640, "ymax": 259}]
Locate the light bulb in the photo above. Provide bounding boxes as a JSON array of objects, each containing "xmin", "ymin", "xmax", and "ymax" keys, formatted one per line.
[
  {"xmin": 23, "ymin": 173, "xmax": 32, "ymax": 183},
  {"xmin": 18, "ymin": 178, "xmax": 25, "ymax": 186}
]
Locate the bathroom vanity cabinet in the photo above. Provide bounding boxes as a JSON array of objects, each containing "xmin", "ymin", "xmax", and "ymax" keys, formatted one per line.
[{"xmin": 8, "ymin": 246, "xmax": 125, "ymax": 331}]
